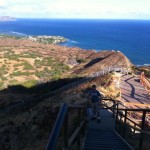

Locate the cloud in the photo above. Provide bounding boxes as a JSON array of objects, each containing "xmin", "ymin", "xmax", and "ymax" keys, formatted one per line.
[
  {"xmin": 0, "ymin": 0, "xmax": 150, "ymax": 19},
  {"xmin": 0, "ymin": 0, "xmax": 7, "ymax": 8},
  {"xmin": 0, "ymin": 0, "xmax": 6, "ymax": 6},
  {"xmin": 0, "ymin": 0, "xmax": 8, "ymax": 11}
]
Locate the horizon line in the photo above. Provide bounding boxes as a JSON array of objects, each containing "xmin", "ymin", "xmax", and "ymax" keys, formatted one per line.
[{"xmin": 16, "ymin": 18, "xmax": 150, "ymax": 20}]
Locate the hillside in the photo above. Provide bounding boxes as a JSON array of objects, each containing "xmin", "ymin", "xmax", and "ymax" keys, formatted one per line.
[
  {"xmin": 0, "ymin": 36, "xmax": 134, "ymax": 106},
  {"xmin": 0, "ymin": 36, "xmax": 134, "ymax": 150},
  {"xmin": 0, "ymin": 37, "xmax": 133, "ymax": 89},
  {"xmin": 0, "ymin": 37, "xmax": 94, "ymax": 89}
]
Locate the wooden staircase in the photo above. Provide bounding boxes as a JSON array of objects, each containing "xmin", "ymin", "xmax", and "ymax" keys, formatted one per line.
[
  {"xmin": 83, "ymin": 129, "xmax": 131, "ymax": 150},
  {"xmin": 83, "ymin": 109, "xmax": 133, "ymax": 150}
]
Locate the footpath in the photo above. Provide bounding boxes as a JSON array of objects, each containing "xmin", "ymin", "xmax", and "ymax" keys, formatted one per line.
[{"xmin": 121, "ymin": 74, "xmax": 150, "ymax": 107}]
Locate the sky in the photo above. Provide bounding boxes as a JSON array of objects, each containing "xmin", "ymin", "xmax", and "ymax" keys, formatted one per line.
[{"xmin": 0, "ymin": 0, "xmax": 150, "ymax": 19}]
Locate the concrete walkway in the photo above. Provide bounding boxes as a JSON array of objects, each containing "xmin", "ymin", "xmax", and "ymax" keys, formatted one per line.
[{"xmin": 121, "ymin": 74, "xmax": 150, "ymax": 105}]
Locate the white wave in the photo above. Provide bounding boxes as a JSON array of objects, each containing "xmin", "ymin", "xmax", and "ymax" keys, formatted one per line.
[
  {"xmin": 69, "ymin": 40, "xmax": 78, "ymax": 43},
  {"xmin": 136, "ymin": 65, "xmax": 143, "ymax": 67},
  {"xmin": 10, "ymin": 31, "xmax": 27, "ymax": 36},
  {"xmin": 136, "ymin": 64, "xmax": 150, "ymax": 67},
  {"xmin": 144, "ymin": 64, "xmax": 150, "ymax": 66}
]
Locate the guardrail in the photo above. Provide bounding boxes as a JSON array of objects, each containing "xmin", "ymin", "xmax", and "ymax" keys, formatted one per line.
[
  {"xmin": 140, "ymin": 71, "xmax": 150, "ymax": 95},
  {"xmin": 115, "ymin": 103, "xmax": 150, "ymax": 150},
  {"xmin": 90, "ymin": 66, "xmax": 129, "ymax": 77},
  {"xmin": 45, "ymin": 98, "xmax": 130, "ymax": 150},
  {"xmin": 0, "ymin": 66, "xmax": 129, "ymax": 113},
  {"xmin": 100, "ymin": 99, "xmax": 150, "ymax": 150}
]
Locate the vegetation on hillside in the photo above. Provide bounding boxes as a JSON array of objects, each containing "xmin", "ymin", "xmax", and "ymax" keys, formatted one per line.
[
  {"xmin": 0, "ymin": 36, "xmax": 135, "ymax": 150},
  {"xmin": 0, "ymin": 47, "xmax": 70, "ymax": 90}
]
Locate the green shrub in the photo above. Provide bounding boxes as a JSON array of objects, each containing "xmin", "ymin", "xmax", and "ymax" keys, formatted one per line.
[
  {"xmin": 9, "ymin": 79, "xmax": 19, "ymax": 85},
  {"xmin": 77, "ymin": 58, "xmax": 87, "ymax": 63},
  {"xmin": 22, "ymin": 80, "xmax": 37, "ymax": 88},
  {"xmin": 53, "ymin": 63, "xmax": 70, "ymax": 72},
  {"xmin": 14, "ymin": 67, "xmax": 19, "ymax": 71},
  {"xmin": 35, "ymin": 57, "xmax": 53, "ymax": 66},
  {"xmin": 13, "ymin": 63, "xmax": 22, "ymax": 67},
  {"xmin": 14, "ymin": 61, "xmax": 33, "ymax": 70},
  {"xmin": 11, "ymin": 71, "xmax": 33, "ymax": 76},
  {"xmin": 1, "ymin": 48, "xmax": 12, "ymax": 51},
  {"xmin": 23, "ymin": 62, "xmax": 34, "ymax": 70},
  {"xmin": 0, "ymin": 82, "xmax": 4, "ymax": 89},
  {"xmin": 0, "ymin": 65, "xmax": 6, "ymax": 76},
  {"xmin": 44, "ymin": 67, "xmax": 51, "ymax": 73},
  {"xmin": 145, "ymin": 71, "xmax": 150, "ymax": 77},
  {"xmin": 3, "ymin": 52, "xmax": 19, "ymax": 61},
  {"xmin": 35, "ymin": 70, "xmax": 46, "ymax": 78},
  {"xmin": 20, "ymin": 52, "xmax": 38, "ymax": 58},
  {"xmin": 1, "ymin": 76, "xmax": 7, "ymax": 81},
  {"xmin": 51, "ymin": 74, "xmax": 61, "ymax": 80},
  {"xmin": 35, "ymin": 69, "xmax": 52, "ymax": 79}
]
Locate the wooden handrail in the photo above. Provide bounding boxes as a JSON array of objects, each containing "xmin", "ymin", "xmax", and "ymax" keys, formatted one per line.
[
  {"xmin": 46, "ymin": 103, "xmax": 86, "ymax": 150},
  {"xmin": 117, "ymin": 110, "xmax": 141, "ymax": 128},
  {"xmin": 45, "ymin": 98, "xmax": 150, "ymax": 150},
  {"xmin": 125, "ymin": 102, "xmax": 150, "ymax": 107},
  {"xmin": 68, "ymin": 119, "xmax": 86, "ymax": 147},
  {"xmin": 46, "ymin": 103, "xmax": 68, "ymax": 150},
  {"xmin": 140, "ymin": 72, "xmax": 150, "ymax": 95},
  {"xmin": 115, "ymin": 101, "xmax": 150, "ymax": 150},
  {"xmin": 117, "ymin": 120, "xmax": 150, "ymax": 136},
  {"xmin": 117, "ymin": 108, "xmax": 150, "ymax": 111}
]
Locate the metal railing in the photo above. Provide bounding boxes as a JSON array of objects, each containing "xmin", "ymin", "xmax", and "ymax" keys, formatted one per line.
[{"xmin": 46, "ymin": 103, "xmax": 86, "ymax": 150}]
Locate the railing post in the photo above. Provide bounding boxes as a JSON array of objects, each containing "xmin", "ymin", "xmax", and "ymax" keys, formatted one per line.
[
  {"xmin": 139, "ymin": 110, "xmax": 146, "ymax": 150},
  {"xmin": 132, "ymin": 124, "xmax": 136, "ymax": 139},
  {"xmin": 123, "ymin": 110, "xmax": 127, "ymax": 138},
  {"xmin": 77, "ymin": 108, "xmax": 81, "ymax": 149},
  {"xmin": 115, "ymin": 101, "xmax": 119, "ymax": 130},
  {"xmin": 112, "ymin": 100, "xmax": 115, "ymax": 118},
  {"xmin": 62, "ymin": 111, "xmax": 68, "ymax": 150},
  {"xmin": 82, "ymin": 108, "xmax": 86, "ymax": 137}
]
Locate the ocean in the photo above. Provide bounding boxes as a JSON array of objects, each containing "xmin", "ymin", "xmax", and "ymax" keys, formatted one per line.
[{"xmin": 0, "ymin": 19, "xmax": 150, "ymax": 66}]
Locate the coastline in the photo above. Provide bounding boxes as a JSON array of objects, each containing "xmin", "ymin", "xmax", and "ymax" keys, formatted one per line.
[
  {"xmin": 0, "ymin": 19, "xmax": 149, "ymax": 66},
  {"xmin": 1, "ymin": 33, "xmax": 150, "ymax": 67},
  {"xmin": 0, "ymin": 34, "xmax": 68, "ymax": 44}
]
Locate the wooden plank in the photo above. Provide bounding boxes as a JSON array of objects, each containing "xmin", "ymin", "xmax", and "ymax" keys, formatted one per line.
[{"xmin": 68, "ymin": 119, "xmax": 86, "ymax": 147}]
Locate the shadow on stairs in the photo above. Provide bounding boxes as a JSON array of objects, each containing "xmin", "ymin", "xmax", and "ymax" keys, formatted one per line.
[{"xmin": 82, "ymin": 109, "xmax": 133, "ymax": 150}]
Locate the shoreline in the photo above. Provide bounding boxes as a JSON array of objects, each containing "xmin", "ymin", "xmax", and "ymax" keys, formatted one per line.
[
  {"xmin": 0, "ymin": 19, "xmax": 150, "ymax": 66},
  {"xmin": 0, "ymin": 34, "xmax": 68, "ymax": 44},
  {"xmin": 0, "ymin": 33, "xmax": 149, "ymax": 66}
]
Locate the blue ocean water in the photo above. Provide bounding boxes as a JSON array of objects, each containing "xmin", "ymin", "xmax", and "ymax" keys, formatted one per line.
[{"xmin": 0, "ymin": 19, "xmax": 150, "ymax": 65}]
